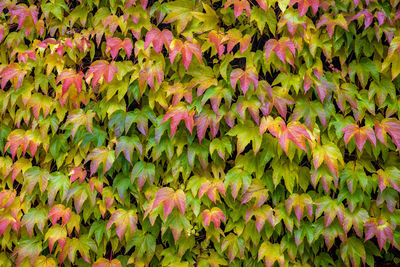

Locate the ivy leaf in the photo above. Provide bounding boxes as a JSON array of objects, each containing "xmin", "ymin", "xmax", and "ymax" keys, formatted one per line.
[
  {"xmin": 86, "ymin": 60, "xmax": 118, "ymax": 87},
  {"xmin": 375, "ymin": 117, "xmax": 400, "ymax": 150},
  {"xmin": 224, "ymin": 167, "xmax": 252, "ymax": 199},
  {"xmin": 364, "ymin": 218, "xmax": 393, "ymax": 251},
  {"xmin": 56, "ymin": 69, "xmax": 84, "ymax": 96},
  {"xmin": 230, "ymin": 67, "xmax": 258, "ymax": 96},
  {"xmin": 144, "ymin": 28, "xmax": 173, "ymax": 53},
  {"xmin": 246, "ymin": 205, "xmax": 277, "ymax": 232},
  {"xmin": 115, "ymin": 135, "xmax": 143, "ymax": 163},
  {"xmin": 93, "ymin": 258, "xmax": 123, "ymax": 267},
  {"xmin": 21, "ymin": 208, "xmax": 48, "ymax": 237},
  {"xmin": 12, "ymin": 237, "xmax": 42, "ymax": 266},
  {"xmin": 258, "ymin": 241, "xmax": 284, "ymax": 267},
  {"xmin": 257, "ymin": 82, "xmax": 295, "ymax": 119},
  {"xmin": 130, "ymin": 161, "xmax": 155, "ymax": 190},
  {"xmin": 106, "ymin": 37, "xmax": 132, "ymax": 59},
  {"xmin": 164, "ymin": 0, "xmax": 196, "ymax": 34},
  {"xmin": 323, "ymin": 221, "xmax": 346, "ymax": 249},
  {"xmin": 194, "ymin": 110, "xmax": 220, "ymax": 143},
  {"xmin": 340, "ymin": 237, "xmax": 366, "ymax": 267},
  {"xmin": 0, "ymin": 190, "xmax": 16, "ymax": 209},
  {"xmin": 226, "ymin": 29, "xmax": 251, "ymax": 54},
  {"xmin": 312, "ymin": 142, "xmax": 344, "ymax": 176},
  {"xmin": 316, "ymin": 14, "xmax": 348, "ymax": 38},
  {"xmin": 84, "ymin": 147, "xmax": 115, "ymax": 176},
  {"xmin": 350, "ymin": 9, "xmax": 374, "ymax": 29},
  {"xmin": 241, "ymin": 182, "xmax": 268, "ymax": 208},
  {"xmin": 0, "ymin": 63, "xmax": 26, "ymax": 90},
  {"xmin": 377, "ymin": 167, "xmax": 400, "ymax": 193},
  {"xmin": 24, "ymin": 167, "xmax": 50, "ymax": 194},
  {"xmin": 208, "ymin": 30, "xmax": 226, "ymax": 57},
  {"xmin": 4, "ymin": 130, "xmax": 41, "ymax": 159},
  {"xmin": 210, "ymin": 137, "xmax": 232, "ymax": 160},
  {"xmin": 198, "ymin": 180, "xmax": 225, "ymax": 203},
  {"xmin": 34, "ymin": 256, "xmax": 56, "ymax": 267},
  {"xmin": 9, "ymin": 4, "xmax": 38, "ymax": 30},
  {"xmin": 341, "ymin": 124, "xmax": 376, "ymax": 152},
  {"xmin": 314, "ymin": 196, "xmax": 344, "ymax": 228},
  {"xmin": 202, "ymin": 207, "xmax": 226, "ymax": 228},
  {"xmin": 169, "ymin": 39, "xmax": 203, "ymax": 70},
  {"xmin": 265, "ymin": 37, "xmax": 296, "ymax": 66},
  {"xmin": 63, "ymin": 109, "xmax": 95, "ymax": 138},
  {"xmin": 139, "ymin": 60, "xmax": 164, "ymax": 91},
  {"xmin": 286, "ymin": 193, "xmax": 313, "ymax": 222},
  {"xmin": 260, "ymin": 116, "xmax": 312, "ymax": 153},
  {"xmin": 149, "ymin": 187, "xmax": 186, "ymax": 219},
  {"xmin": 227, "ymin": 121, "xmax": 262, "ymax": 155},
  {"xmin": 289, "ymin": 0, "xmax": 320, "ymax": 17},
  {"xmin": 221, "ymin": 233, "xmax": 245, "ymax": 263},
  {"xmin": 224, "ymin": 0, "xmax": 251, "ymax": 19},
  {"xmin": 107, "ymin": 209, "xmax": 137, "ymax": 241},
  {"xmin": 48, "ymin": 204, "xmax": 71, "ymax": 227},
  {"xmin": 292, "ymin": 98, "xmax": 327, "ymax": 128},
  {"xmin": 348, "ymin": 58, "xmax": 379, "ymax": 88},
  {"xmin": 69, "ymin": 167, "xmax": 87, "ymax": 184},
  {"xmin": 191, "ymin": 3, "xmax": 219, "ymax": 32},
  {"xmin": 166, "ymin": 82, "xmax": 193, "ymax": 106},
  {"xmin": 59, "ymin": 235, "xmax": 96, "ymax": 264},
  {"xmin": 161, "ymin": 103, "xmax": 195, "ymax": 138},
  {"xmin": 343, "ymin": 208, "xmax": 369, "ymax": 238},
  {"xmin": 44, "ymin": 225, "xmax": 67, "ymax": 253}
]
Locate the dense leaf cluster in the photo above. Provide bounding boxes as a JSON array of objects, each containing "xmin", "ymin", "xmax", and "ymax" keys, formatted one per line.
[{"xmin": 1, "ymin": 0, "xmax": 400, "ymax": 266}]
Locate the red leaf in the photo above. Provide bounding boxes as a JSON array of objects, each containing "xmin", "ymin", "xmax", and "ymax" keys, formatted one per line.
[
  {"xmin": 86, "ymin": 60, "xmax": 118, "ymax": 87},
  {"xmin": 364, "ymin": 218, "xmax": 393, "ymax": 251},
  {"xmin": 194, "ymin": 110, "xmax": 220, "ymax": 143},
  {"xmin": 260, "ymin": 116, "xmax": 312, "ymax": 153},
  {"xmin": 350, "ymin": 9, "xmax": 374, "ymax": 29},
  {"xmin": 144, "ymin": 28, "xmax": 173, "ymax": 53},
  {"xmin": 289, "ymin": 0, "xmax": 320, "ymax": 17},
  {"xmin": 84, "ymin": 147, "xmax": 115, "ymax": 176},
  {"xmin": 377, "ymin": 167, "xmax": 400, "ymax": 193},
  {"xmin": 161, "ymin": 103, "xmax": 195, "ymax": 137},
  {"xmin": 102, "ymin": 15, "xmax": 120, "ymax": 34},
  {"xmin": 0, "ymin": 63, "xmax": 26, "ymax": 90},
  {"xmin": 150, "ymin": 187, "xmax": 186, "ymax": 219},
  {"xmin": 166, "ymin": 83, "xmax": 193, "ymax": 106},
  {"xmin": 56, "ymin": 70, "xmax": 84, "ymax": 95},
  {"xmin": 230, "ymin": 67, "xmax": 258, "ymax": 96},
  {"xmin": 106, "ymin": 37, "xmax": 133, "ymax": 59},
  {"xmin": 4, "ymin": 129, "xmax": 42, "ymax": 159},
  {"xmin": 9, "ymin": 4, "xmax": 38, "ymax": 30},
  {"xmin": 202, "ymin": 207, "xmax": 226, "ymax": 228},
  {"xmin": 316, "ymin": 14, "xmax": 348, "ymax": 38},
  {"xmin": 199, "ymin": 181, "xmax": 225, "ymax": 203},
  {"xmin": 209, "ymin": 31, "xmax": 226, "ymax": 57},
  {"xmin": 48, "ymin": 204, "xmax": 71, "ymax": 226},
  {"xmin": 375, "ymin": 118, "xmax": 400, "ymax": 150},
  {"xmin": 138, "ymin": 61, "xmax": 163, "ymax": 91},
  {"xmin": 69, "ymin": 167, "xmax": 87, "ymax": 184},
  {"xmin": 265, "ymin": 38, "xmax": 296, "ymax": 66},
  {"xmin": 224, "ymin": 0, "xmax": 251, "ymax": 19},
  {"xmin": 341, "ymin": 124, "xmax": 376, "ymax": 152},
  {"xmin": 170, "ymin": 40, "xmax": 203, "ymax": 70}
]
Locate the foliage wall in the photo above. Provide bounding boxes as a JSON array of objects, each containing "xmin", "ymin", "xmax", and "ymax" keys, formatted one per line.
[{"xmin": 1, "ymin": 0, "xmax": 400, "ymax": 266}]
